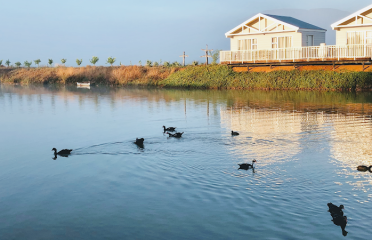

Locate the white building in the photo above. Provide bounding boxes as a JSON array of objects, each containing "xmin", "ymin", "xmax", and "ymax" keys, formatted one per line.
[{"xmin": 225, "ymin": 13, "xmax": 326, "ymax": 51}]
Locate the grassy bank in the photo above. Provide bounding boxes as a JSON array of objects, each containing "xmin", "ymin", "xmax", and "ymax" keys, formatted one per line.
[
  {"xmin": 0, "ymin": 66, "xmax": 179, "ymax": 86},
  {"xmin": 162, "ymin": 65, "xmax": 372, "ymax": 90},
  {"xmin": 1, "ymin": 65, "xmax": 372, "ymax": 90}
]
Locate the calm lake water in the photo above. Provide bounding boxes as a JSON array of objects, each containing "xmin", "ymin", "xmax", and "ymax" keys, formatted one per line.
[{"xmin": 1, "ymin": 85, "xmax": 372, "ymax": 240}]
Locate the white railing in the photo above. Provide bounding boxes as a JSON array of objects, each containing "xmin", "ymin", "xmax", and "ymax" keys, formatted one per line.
[{"xmin": 220, "ymin": 44, "xmax": 372, "ymax": 64}]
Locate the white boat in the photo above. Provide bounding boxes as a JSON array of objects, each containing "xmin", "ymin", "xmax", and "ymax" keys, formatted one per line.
[{"xmin": 77, "ymin": 82, "xmax": 90, "ymax": 87}]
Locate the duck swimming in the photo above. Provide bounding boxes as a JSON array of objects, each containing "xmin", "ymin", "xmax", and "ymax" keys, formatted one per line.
[
  {"xmin": 327, "ymin": 203, "xmax": 344, "ymax": 215},
  {"xmin": 231, "ymin": 131, "xmax": 239, "ymax": 136},
  {"xmin": 238, "ymin": 160, "xmax": 257, "ymax": 170},
  {"xmin": 327, "ymin": 203, "xmax": 347, "ymax": 236},
  {"xmin": 163, "ymin": 126, "xmax": 176, "ymax": 132},
  {"xmin": 357, "ymin": 165, "xmax": 372, "ymax": 172},
  {"xmin": 52, "ymin": 148, "xmax": 72, "ymax": 157},
  {"xmin": 135, "ymin": 138, "xmax": 144, "ymax": 147},
  {"xmin": 167, "ymin": 132, "xmax": 184, "ymax": 138}
]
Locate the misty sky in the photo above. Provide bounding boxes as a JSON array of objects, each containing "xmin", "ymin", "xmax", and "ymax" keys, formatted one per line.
[{"xmin": 1, "ymin": 0, "xmax": 372, "ymax": 66}]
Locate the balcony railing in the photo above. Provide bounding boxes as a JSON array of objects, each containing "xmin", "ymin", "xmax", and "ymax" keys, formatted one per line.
[{"xmin": 220, "ymin": 44, "xmax": 372, "ymax": 64}]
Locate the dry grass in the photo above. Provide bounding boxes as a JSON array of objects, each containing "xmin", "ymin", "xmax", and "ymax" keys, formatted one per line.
[{"xmin": 0, "ymin": 66, "xmax": 180, "ymax": 85}]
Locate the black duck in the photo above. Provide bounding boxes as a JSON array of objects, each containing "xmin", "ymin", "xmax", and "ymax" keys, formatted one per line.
[
  {"xmin": 238, "ymin": 160, "xmax": 257, "ymax": 170},
  {"xmin": 357, "ymin": 165, "xmax": 372, "ymax": 172},
  {"xmin": 52, "ymin": 148, "xmax": 72, "ymax": 156},
  {"xmin": 135, "ymin": 138, "xmax": 144, "ymax": 146},
  {"xmin": 163, "ymin": 126, "xmax": 176, "ymax": 132},
  {"xmin": 231, "ymin": 131, "xmax": 239, "ymax": 136}
]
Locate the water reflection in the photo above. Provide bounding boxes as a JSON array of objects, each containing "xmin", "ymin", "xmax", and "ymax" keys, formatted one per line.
[{"xmin": 2, "ymin": 85, "xmax": 372, "ymax": 239}]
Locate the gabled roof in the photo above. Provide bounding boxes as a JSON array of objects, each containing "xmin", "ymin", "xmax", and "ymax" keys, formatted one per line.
[
  {"xmin": 225, "ymin": 13, "xmax": 326, "ymax": 37},
  {"xmin": 331, "ymin": 4, "xmax": 372, "ymax": 29},
  {"xmin": 265, "ymin": 14, "xmax": 326, "ymax": 31}
]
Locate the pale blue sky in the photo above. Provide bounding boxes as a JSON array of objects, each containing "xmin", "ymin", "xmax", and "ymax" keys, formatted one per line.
[{"xmin": 1, "ymin": 0, "xmax": 371, "ymax": 66}]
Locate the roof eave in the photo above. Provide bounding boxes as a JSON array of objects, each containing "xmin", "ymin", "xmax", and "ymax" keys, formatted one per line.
[
  {"xmin": 225, "ymin": 13, "xmax": 301, "ymax": 37},
  {"xmin": 331, "ymin": 3, "xmax": 372, "ymax": 28}
]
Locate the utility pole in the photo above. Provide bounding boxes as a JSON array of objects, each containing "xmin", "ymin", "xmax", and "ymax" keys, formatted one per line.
[
  {"xmin": 179, "ymin": 51, "xmax": 188, "ymax": 66},
  {"xmin": 201, "ymin": 44, "xmax": 213, "ymax": 65}
]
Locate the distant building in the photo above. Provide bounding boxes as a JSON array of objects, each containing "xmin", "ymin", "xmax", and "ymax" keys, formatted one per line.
[
  {"xmin": 225, "ymin": 13, "xmax": 326, "ymax": 51},
  {"xmin": 332, "ymin": 4, "xmax": 372, "ymax": 46}
]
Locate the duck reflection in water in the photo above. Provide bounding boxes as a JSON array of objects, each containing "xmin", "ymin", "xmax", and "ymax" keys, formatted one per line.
[
  {"xmin": 135, "ymin": 138, "xmax": 145, "ymax": 148},
  {"xmin": 166, "ymin": 132, "xmax": 184, "ymax": 138},
  {"xmin": 327, "ymin": 203, "xmax": 348, "ymax": 236}
]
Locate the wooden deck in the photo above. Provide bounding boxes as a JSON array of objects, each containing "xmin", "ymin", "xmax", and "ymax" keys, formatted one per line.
[{"xmin": 220, "ymin": 44, "xmax": 372, "ymax": 65}]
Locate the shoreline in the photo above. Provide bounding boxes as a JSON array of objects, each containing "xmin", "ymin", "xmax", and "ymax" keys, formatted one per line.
[{"xmin": 1, "ymin": 65, "xmax": 372, "ymax": 91}]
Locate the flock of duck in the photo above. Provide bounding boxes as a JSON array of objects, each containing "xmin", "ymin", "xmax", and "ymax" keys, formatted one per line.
[
  {"xmin": 52, "ymin": 128, "xmax": 255, "ymax": 171},
  {"xmin": 52, "ymin": 127, "xmax": 372, "ymax": 236}
]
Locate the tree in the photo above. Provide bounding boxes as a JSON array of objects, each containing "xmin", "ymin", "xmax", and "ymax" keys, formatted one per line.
[
  {"xmin": 90, "ymin": 56, "xmax": 99, "ymax": 65},
  {"xmin": 210, "ymin": 50, "xmax": 221, "ymax": 64},
  {"xmin": 76, "ymin": 59, "xmax": 83, "ymax": 66},
  {"xmin": 61, "ymin": 59, "xmax": 67, "ymax": 66},
  {"xmin": 34, "ymin": 59, "xmax": 41, "ymax": 67},
  {"xmin": 153, "ymin": 62, "xmax": 159, "ymax": 67},
  {"xmin": 15, "ymin": 62, "xmax": 21, "ymax": 67},
  {"xmin": 48, "ymin": 59, "xmax": 53, "ymax": 67},
  {"xmin": 24, "ymin": 61, "xmax": 32, "ymax": 68},
  {"xmin": 163, "ymin": 61, "xmax": 170, "ymax": 67},
  {"xmin": 0, "ymin": 60, "xmax": 2, "ymax": 66},
  {"xmin": 146, "ymin": 60, "xmax": 152, "ymax": 67},
  {"xmin": 106, "ymin": 57, "xmax": 116, "ymax": 66},
  {"xmin": 138, "ymin": 60, "xmax": 142, "ymax": 66},
  {"xmin": 5, "ymin": 60, "xmax": 10, "ymax": 67}
]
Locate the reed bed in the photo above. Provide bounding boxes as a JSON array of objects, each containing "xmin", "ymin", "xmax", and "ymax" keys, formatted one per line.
[
  {"xmin": 1, "ymin": 65, "xmax": 372, "ymax": 90},
  {"xmin": 0, "ymin": 66, "xmax": 179, "ymax": 86}
]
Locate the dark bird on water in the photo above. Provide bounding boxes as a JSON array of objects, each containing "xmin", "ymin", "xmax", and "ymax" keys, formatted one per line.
[
  {"xmin": 327, "ymin": 203, "xmax": 347, "ymax": 236},
  {"xmin": 327, "ymin": 203, "xmax": 344, "ymax": 214},
  {"xmin": 52, "ymin": 148, "xmax": 72, "ymax": 157},
  {"xmin": 167, "ymin": 132, "xmax": 184, "ymax": 138},
  {"xmin": 163, "ymin": 126, "xmax": 176, "ymax": 132},
  {"xmin": 135, "ymin": 138, "xmax": 145, "ymax": 147},
  {"xmin": 238, "ymin": 160, "xmax": 257, "ymax": 170},
  {"xmin": 231, "ymin": 131, "xmax": 239, "ymax": 136},
  {"xmin": 357, "ymin": 165, "xmax": 372, "ymax": 172}
]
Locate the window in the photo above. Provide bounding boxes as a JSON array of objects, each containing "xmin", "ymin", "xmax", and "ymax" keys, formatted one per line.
[
  {"xmin": 366, "ymin": 31, "xmax": 372, "ymax": 45},
  {"xmin": 238, "ymin": 39, "xmax": 257, "ymax": 50},
  {"xmin": 347, "ymin": 31, "xmax": 364, "ymax": 45},
  {"xmin": 347, "ymin": 31, "xmax": 372, "ymax": 45},
  {"xmin": 272, "ymin": 36, "xmax": 292, "ymax": 49}
]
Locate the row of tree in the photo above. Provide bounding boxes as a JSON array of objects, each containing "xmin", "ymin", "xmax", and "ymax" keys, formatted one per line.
[
  {"xmin": 0, "ymin": 50, "xmax": 220, "ymax": 68},
  {"xmin": 0, "ymin": 56, "xmax": 116, "ymax": 68}
]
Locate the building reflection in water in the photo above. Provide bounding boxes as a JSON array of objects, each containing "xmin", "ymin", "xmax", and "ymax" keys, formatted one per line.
[
  {"xmin": 330, "ymin": 113, "xmax": 372, "ymax": 194},
  {"xmin": 220, "ymin": 107, "xmax": 303, "ymax": 167},
  {"xmin": 220, "ymin": 103, "xmax": 372, "ymax": 194}
]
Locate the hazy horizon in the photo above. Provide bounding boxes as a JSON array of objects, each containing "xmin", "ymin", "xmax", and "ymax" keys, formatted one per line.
[{"xmin": 1, "ymin": 0, "xmax": 371, "ymax": 66}]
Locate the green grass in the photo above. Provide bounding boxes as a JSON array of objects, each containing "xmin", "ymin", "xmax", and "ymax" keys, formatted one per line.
[{"xmin": 159, "ymin": 65, "xmax": 372, "ymax": 90}]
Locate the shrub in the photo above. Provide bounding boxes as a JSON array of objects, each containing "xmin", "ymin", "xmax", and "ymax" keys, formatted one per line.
[
  {"xmin": 34, "ymin": 59, "xmax": 41, "ymax": 67},
  {"xmin": 90, "ymin": 56, "xmax": 99, "ymax": 65},
  {"xmin": 146, "ymin": 60, "xmax": 152, "ymax": 67},
  {"xmin": 107, "ymin": 57, "xmax": 116, "ymax": 66},
  {"xmin": 24, "ymin": 61, "xmax": 32, "ymax": 68}
]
